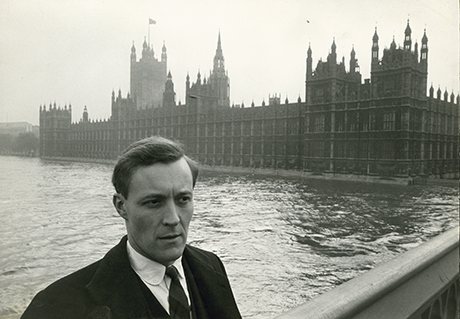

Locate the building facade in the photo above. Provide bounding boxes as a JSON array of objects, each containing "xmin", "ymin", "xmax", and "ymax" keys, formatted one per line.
[{"xmin": 39, "ymin": 24, "xmax": 459, "ymax": 179}]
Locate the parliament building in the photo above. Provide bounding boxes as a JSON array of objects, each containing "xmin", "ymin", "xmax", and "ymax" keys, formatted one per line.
[{"xmin": 39, "ymin": 22, "xmax": 459, "ymax": 180}]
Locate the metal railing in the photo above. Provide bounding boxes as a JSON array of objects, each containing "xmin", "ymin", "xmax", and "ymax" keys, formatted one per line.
[{"xmin": 275, "ymin": 227, "xmax": 459, "ymax": 319}]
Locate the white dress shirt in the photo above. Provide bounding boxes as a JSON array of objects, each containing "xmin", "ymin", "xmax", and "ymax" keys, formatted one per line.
[{"xmin": 126, "ymin": 240, "xmax": 191, "ymax": 314}]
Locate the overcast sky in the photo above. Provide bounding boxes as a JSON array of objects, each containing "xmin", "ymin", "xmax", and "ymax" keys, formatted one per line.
[{"xmin": 0, "ymin": 0, "xmax": 458, "ymax": 125}]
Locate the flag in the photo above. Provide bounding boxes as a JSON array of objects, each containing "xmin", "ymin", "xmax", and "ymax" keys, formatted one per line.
[{"xmin": 149, "ymin": 18, "xmax": 156, "ymax": 24}]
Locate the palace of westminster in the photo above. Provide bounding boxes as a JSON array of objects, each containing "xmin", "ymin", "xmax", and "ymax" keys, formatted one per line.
[{"xmin": 39, "ymin": 21, "xmax": 459, "ymax": 179}]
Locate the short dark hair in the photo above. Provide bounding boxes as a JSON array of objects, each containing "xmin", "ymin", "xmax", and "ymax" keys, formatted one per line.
[{"xmin": 112, "ymin": 136, "xmax": 199, "ymax": 198}]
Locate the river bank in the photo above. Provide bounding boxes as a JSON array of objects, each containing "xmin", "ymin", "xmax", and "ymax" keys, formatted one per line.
[{"xmin": 39, "ymin": 156, "xmax": 459, "ymax": 187}]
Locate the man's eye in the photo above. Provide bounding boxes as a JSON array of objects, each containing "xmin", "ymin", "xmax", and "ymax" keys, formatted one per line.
[
  {"xmin": 178, "ymin": 196, "xmax": 192, "ymax": 204},
  {"xmin": 144, "ymin": 199, "xmax": 161, "ymax": 207}
]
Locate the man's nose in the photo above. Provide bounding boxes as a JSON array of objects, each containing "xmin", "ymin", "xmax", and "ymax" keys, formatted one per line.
[{"xmin": 163, "ymin": 200, "xmax": 180, "ymax": 225}]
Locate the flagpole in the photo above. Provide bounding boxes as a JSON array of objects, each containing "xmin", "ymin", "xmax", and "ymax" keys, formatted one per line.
[{"xmin": 148, "ymin": 18, "xmax": 156, "ymax": 47}]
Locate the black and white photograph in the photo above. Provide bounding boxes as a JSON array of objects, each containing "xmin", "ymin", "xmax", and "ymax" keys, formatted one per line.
[{"xmin": 0, "ymin": 0, "xmax": 459, "ymax": 318}]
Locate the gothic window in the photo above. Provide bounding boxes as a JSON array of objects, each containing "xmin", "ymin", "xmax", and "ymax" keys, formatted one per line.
[
  {"xmin": 311, "ymin": 141, "xmax": 325, "ymax": 157},
  {"xmin": 207, "ymin": 124, "xmax": 214, "ymax": 136},
  {"xmin": 275, "ymin": 120, "xmax": 285, "ymax": 135},
  {"xmin": 348, "ymin": 112, "xmax": 358, "ymax": 131},
  {"xmin": 314, "ymin": 115, "xmax": 325, "ymax": 132},
  {"xmin": 336, "ymin": 113, "xmax": 345, "ymax": 132},
  {"xmin": 243, "ymin": 122, "xmax": 252, "ymax": 136},
  {"xmin": 264, "ymin": 120, "xmax": 273, "ymax": 135},
  {"xmin": 232, "ymin": 140, "xmax": 241, "ymax": 155},
  {"xmin": 216, "ymin": 123, "xmax": 223, "ymax": 136},
  {"xmin": 287, "ymin": 119, "xmax": 299, "ymax": 135},
  {"xmin": 287, "ymin": 142, "xmax": 298, "ymax": 156},
  {"xmin": 382, "ymin": 141, "xmax": 395, "ymax": 159},
  {"xmin": 253, "ymin": 121, "xmax": 262, "ymax": 135},
  {"xmin": 224, "ymin": 122, "xmax": 232, "ymax": 136},
  {"xmin": 253, "ymin": 142, "xmax": 261, "ymax": 155},
  {"xmin": 383, "ymin": 111, "xmax": 395, "ymax": 131},
  {"xmin": 243, "ymin": 142, "xmax": 251, "ymax": 155},
  {"xmin": 370, "ymin": 112, "xmax": 376, "ymax": 131}
]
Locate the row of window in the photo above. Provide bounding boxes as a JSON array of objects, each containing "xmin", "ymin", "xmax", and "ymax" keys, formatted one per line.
[{"xmin": 307, "ymin": 111, "xmax": 457, "ymax": 133}]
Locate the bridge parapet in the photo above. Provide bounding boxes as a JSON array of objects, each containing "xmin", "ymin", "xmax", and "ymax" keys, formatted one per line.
[{"xmin": 275, "ymin": 227, "xmax": 459, "ymax": 319}]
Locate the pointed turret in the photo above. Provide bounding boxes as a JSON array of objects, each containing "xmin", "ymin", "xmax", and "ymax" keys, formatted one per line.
[
  {"xmin": 390, "ymin": 36, "xmax": 397, "ymax": 50},
  {"xmin": 330, "ymin": 38, "xmax": 337, "ymax": 63},
  {"xmin": 306, "ymin": 43, "xmax": 312, "ymax": 81},
  {"xmin": 404, "ymin": 19, "xmax": 412, "ymax": 51},
  {"xmin": 163, "ymin": 70, "xmax": 175, "ymax": 107},
  {"xmin": 161, "ymin": 41, "xmax": 167, "ymax": 63},
  {"xmin": 213, "ymin": 32, "xmax": 225, "ymax": 73},
  {"xmin": 83, "ymin": 106, "xmax": 88, "ymax": 122},
  {"xmin": 186, "ymin": 73, "xmax": 190, "ymax": 90},
  {"xmin": 350, "ymin": 46, "xmax": 357, "ymax": 73},
  {"xmin": 331, "ymin": 38, "xmax": 336, "ymax": 53},
  {"xmin": 131, "ymin": 42, "xmax": 136, "ymax": 62},
  {"xmin": 142, "ymin": 37, "xmax": 148, "ymax": 57},
  {"xmin": 371, "ymin": 27, "xmax": 379, "ymax": 70},
  {"xmin": 420, "ymin": 29, "xmax": 428, "ymax": 70}
]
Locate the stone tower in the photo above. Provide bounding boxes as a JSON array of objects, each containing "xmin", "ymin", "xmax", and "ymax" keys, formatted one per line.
[
  {"xmin": 208, "ymin": 32, "xmax": 230, "ymax": 107},
  {"xmin": 370, "ymin": 20, "xmax": 428, "ymax": 98},
  {"xmin": 130, "ymin": 38, "xmax": 167, "ymax": 109},
  {"xmin": 186, "ymin": 33, "xmax": 230, "ymax": 108}
]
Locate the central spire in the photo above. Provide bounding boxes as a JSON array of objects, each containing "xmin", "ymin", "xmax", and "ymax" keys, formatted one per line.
[
  {"xmin": 213, "ymin": 31, "xmax": 225, "ymax": 72},
  {"xmin": 216, "ymin": 31, "xmax": 223, "ymax": 57}
]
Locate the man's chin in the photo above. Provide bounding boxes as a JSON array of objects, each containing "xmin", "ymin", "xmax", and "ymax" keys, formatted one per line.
[{"xmin": 153, "ymin": 244, "xmax": 186, "ymax": 265}]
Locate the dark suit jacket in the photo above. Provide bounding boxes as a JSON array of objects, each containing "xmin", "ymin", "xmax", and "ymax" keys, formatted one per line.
[{"xmin": 21, "ymin": 236, "xmax": 241, "ymax": 319}]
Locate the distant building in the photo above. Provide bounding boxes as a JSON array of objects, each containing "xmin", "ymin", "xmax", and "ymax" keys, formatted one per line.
[
  {"xmin": 0, "ymin": 122, "xmax": 39, "ymax": 137},
  {"xmin": 39, "ymin": 22, "xmax": 459, "ymax": 180}
]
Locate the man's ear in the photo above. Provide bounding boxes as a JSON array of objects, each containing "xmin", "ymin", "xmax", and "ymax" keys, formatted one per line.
[{"xmin": 113, "ymin": 193, "xmax": 128, "ymax": 220}]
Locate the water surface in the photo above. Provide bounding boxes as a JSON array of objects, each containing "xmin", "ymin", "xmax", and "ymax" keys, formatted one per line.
[{"xmin": 0, "ymin": 156, "xmax": 458, "ymax": 318}]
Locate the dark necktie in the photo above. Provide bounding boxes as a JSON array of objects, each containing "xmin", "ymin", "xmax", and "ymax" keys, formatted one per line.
[{"xmin": 166, "ymin": 265, "xmax": 190, "ymax": 319}]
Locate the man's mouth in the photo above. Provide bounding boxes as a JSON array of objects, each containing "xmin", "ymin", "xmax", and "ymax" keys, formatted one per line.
[{"xmin": 160, "ymin": 233, "xmax": 181, "ymax": 240}]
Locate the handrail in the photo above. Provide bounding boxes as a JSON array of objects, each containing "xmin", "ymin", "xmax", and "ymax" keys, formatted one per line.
[{"xmin": 275, "ymin": 227, "xmax": 459, "ymax": 319}]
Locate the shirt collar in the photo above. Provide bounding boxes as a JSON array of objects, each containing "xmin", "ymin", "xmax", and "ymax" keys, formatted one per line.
[{"xmin": 126, "ymin": 240, "xmax": 185, "ymax": 285}]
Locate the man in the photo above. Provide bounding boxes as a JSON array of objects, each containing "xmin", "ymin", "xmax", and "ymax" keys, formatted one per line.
[{"xmin": 22, "ymin": 136, "xmax": 241, "ymax": 319}]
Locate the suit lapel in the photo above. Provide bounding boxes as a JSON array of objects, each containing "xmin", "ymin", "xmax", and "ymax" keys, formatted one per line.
[
  {"xmin": 183, "ymin": 246, "xmax": 240, "ymax": 319},
  {"xmin": 85, "ymin": 236, "xmax": 153, "ymax": 319}
]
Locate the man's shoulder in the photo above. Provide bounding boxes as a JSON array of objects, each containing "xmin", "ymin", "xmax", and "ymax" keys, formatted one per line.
[
  {"xmin": 183, "ymin": 244, "xmax": 226, "ymax": 272},
  {"xmin": 184, "ymin": 244, "xmax": 219, "ymax": 261},
  {"xmin": 44, "ymin": 259, "xmax": 101, "ymax": 292},
  {"xmin": 22, "ymin": 238, "xmax": 128, "ymax": 318},
  {"xmin": 21, "ymin": 261, "xmax": 101, "ymax": 319}
]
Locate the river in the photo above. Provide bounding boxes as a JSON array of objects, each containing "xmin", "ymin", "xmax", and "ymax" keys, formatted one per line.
[{"xmin": 0, "ymin": 156, "xmax": 458, "ymax": 318}]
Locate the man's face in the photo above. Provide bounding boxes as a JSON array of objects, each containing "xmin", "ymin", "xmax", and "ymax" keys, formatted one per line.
[{"xmin": 113, "ymin": 157, "xmax": 194, "ymax": 266}]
